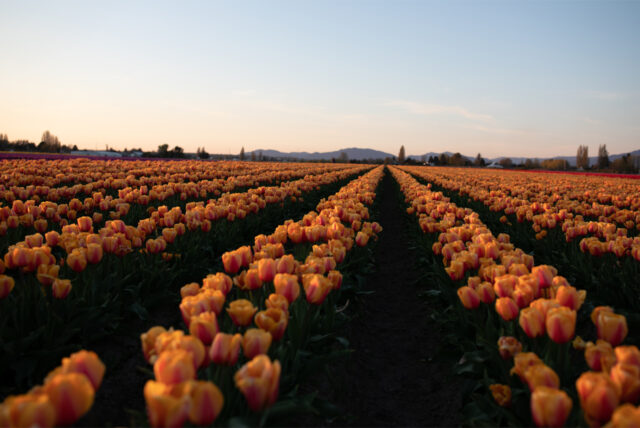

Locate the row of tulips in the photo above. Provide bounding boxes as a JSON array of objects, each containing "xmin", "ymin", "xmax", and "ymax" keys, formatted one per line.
[
  {"xmin": 401, "ymin": 165, "xmax": 640, "ymax": 314},
  {"xmin": 0, "ymin": 161, "xmax": 358, "ymax": 253},
  {"xmin": 0, "ymin": 350, "xmax": 105, "ymax": 427},
  {"xmin": 391, "ymin": 165, "xmax": 640, "ymax": 427},
  {"xmin": 0, "ymin": 165, "xmax": 367, "ymax": 398},
  {"xmin": 406, "ymin": 166, "xmax": 640, "ymax": 260},
  {"xmin": 139, "ymin": 166, "xmax": 384, "ymax": 426}
]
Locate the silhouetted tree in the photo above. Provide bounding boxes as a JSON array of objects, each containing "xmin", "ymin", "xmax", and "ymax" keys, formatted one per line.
[
  {"xmin": 576, "ymin": 145, "xmax": 589, "ymax": 169},
  {"xmin": 498, "ymin": 158, "xmax": 513, "ymax": 168},
  {"xmin": 171, "ymin": 146, "xmax": 185, "ymax": 158},
  {"xmin": 158, "ymin": 144, "xmax": 169, "ymax": 157},
  {"xmin": 598, "ymin": 144, "xmax": 610, "ymax": 169},
  {"xmin": 611, "ymin": 154, "xmax": 638, "ymax": 174},
  {"xmin": 39, "ymin": 130, "xmax": 62, "ymax": 152},
  {"xmin": 197, "ymin": 147, "xmax": 209, "ymax": 159},
  {"xmin": 239, "ymin": 147, "xmax": 245, "ymax": 160},
  {"xmin": 474, "ymin": 153, "xmax": 485, "ymax": 167},
  {"xmin": 438, "ymin": 153, "xmax": 449, "ymax": 165},
  {"xmin": 398, "ymin": 146, "xmax": 406, "ymax": 163}
]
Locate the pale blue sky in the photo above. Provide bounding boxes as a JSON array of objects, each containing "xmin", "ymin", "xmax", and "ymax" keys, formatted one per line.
[{"xmin": 1, "ymin": 0, "xmax": 639, "ymax": 157}]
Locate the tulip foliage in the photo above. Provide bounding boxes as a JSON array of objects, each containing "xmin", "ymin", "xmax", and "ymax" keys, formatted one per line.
[{"xmin": 391, "ymin": 165, "xmax": 640, "ymax": 428}]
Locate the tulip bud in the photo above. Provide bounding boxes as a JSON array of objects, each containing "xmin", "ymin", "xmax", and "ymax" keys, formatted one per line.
[
  {"xmin": 141, "ymin": 326, "xmax": 167, "ymax": 363},
  {"xmin": 221, "ymin": 250, "xmax": 242, "ymax": 274},
  {"xmin": 234, "ymin": 355, "xmax": 281, "ymax": 412},
  {"xmin": 576, "ymin": 371, "xmax": 621, "ymax": 425},
  {"xmin": 254, "ymin": 308, "xmax": 288, "ymax": 341},
  {"xmin": 257, "ymin": 258, "xmax": 276, "ymax": 283},
  {"xmin": 242, "ymin": 328, "xmax": 272, "ymax": 359},
  {"xmin": 585, "ymin": 340, "xmax": 616, "ymax": 372},
  {"xmin": 0, "ymin": 274, "xmax": 15, "ymax": 299},
  {"xmin": 615, "ymin": 346, "xmax": 640, "ymax": 369},
  {"xmin": 457, "ymin": 286, "xmax": 480, "ymax": 310},
  {"xmin": 596, "ymin": 311, "xmax": 628, "ymax": 346},
  {"xmin": 153, "ymin": 350, "xmax": 196, "ymax": 385},
  {"xmin": 445, "ymin": 260, "xmax": 465, "ymax": 281},
  {"xmin": 52, "ymin": 279, "xmax": 72, "ymax": 299},
  {"xmin": 44, "ymin": 373, "xmax": 95, "ymax": 425},
  {"xmin": 1, "ymin": 394, "xmax": 56, "ymax": 428},
  {"xmin": 610, "ymin": 362, "xmax": 640, "ymax": 403},
  {"xmin": 265, "ymin": 293, "xmax": 289, "ymax": 313},
  {"xmin": 355, "ymin": 231, "xmax": 369, "ymax": 247},
  {"xmin": 511, "ymin": 352, "xmax": 543, "ymax": 380},
  {"xmin": 555, "ymin": 285, "xmax": 580, "ymax": 310},
  {"xmin": 273, "ymin": 274, "xmax": 300, "ymax": 303},
  {"xmin": 489, "ymin": 384, "xmax": 511, "ymax": 407},
  {"xmin": 143, "ymin": 380, "xmax": 190, "ymax": 428},
  {"xmin": 189, "ymin": 312, "xmax": 219, "ymax": 345},
  {"xmin": 86, "ymin": 243, "xmax": 103, "ymax": 264},
  {"xmin": 275, "ymin": 254, "xmax": 296, "ymax": 274},
  {"xmin": 495, "ymin": 297, "xmax": 519, "ymax": 321},
  {"xmin": 202, "ymin": 272, "xmax": 233, "ymax": 295},
  {"xmin": 530, "ymin": 386, "xmax": 572, "ymax": 428},
  {"xmin": 498, "ymin": 336, "xmax": 522, "ymax": 360},
  {"xmin": 523, "ymin": 364, "xmax": 560, "ymax": 391},
  {"xmin": 545, "ymin": 306, "xmax": 576, "ymax": 344},
  {"xmin": 532, "ymin": 265, "xmax": 557, "ymax": 288},
  {"xmin": 226, "ymin": 299, "xmax": 258, "ymax": 326},
  {"xmin": 519, "ymin": 307, "xmax": 545, "ymax": 338},
  {"xmin": 183, "ymin": 380, "xmax": 224, "ymax": 425},
  {"xmin": 60, "ymin": 350, "xmax": 106, "ymax": 390},
  {"xmin": 209, "ymin": 332, "xmax": 242, "ymax": 366},
  {"xmin": 180, "ymin": 282, "xmax": 200, "ymax": 298}
]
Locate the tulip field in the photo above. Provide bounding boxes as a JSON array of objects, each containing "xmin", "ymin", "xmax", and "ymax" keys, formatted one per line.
[{"xmin": 1, "ymin": 158, "xmax": 640, "ymax": 427}]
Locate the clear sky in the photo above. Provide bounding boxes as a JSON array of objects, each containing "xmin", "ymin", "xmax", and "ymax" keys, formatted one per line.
[{"xmin": 1, "ymin": 0, "xmax": 639, "ymax": 158}]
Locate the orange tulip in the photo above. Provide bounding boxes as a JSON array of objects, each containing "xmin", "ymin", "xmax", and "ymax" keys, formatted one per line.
[
  {"xmin": 489, "ymin": 384, "xmax": 511, "ymax": 407},
  {"xmin": 591, "ymin": 306, "xmax": 614, "ymax": 324},
  {"xmin": 258, "ymin": 258, "xmax": 277, "ymax": 283},
  {"xmin": 607, "ymin": 404, "xmax": 640, "ymax": 428},
  {"xmin": 153, "ymin": 350, "xmax": 196, "ymax": 385},
  {"xmin": 273, "ymin": 273, "xmax": 300, "ymax": 303},
  {"xmin": 493, "ymin": 274, "xmax": 517, "ymax": 298},
  {"xmin": 523, "ymin": 364, "xmax": 560, "ymax": 391},
  {"xmin": 327, "ymin": 270, "xmax": 343, "ymax": 290},
  {"xmin": 519, "ymin": 307, "xmax": 545, "ymax": 338},
  {"xmin": 545, "ymin": 307, "xmax": 576, "ymax": 343},
  {"xmin": 457, "ymin": 286, "xmax": 480, "ymax": 310},
  {"xmin": 234, "ymin": 355, "xmax": 281, "ymax": 412},
  {"xmin": 476, "ymin": 281, "xmax": 496, "ymax": 303},
  {"xmin": 0, "ymin": 274, "xmax": 15, "ymax": 299},
  {"xmin": 576, "ymin": 371, "xmax": 621, "ymax": 426},
  {"xmin": 497, "ymin": 336, "xmax": 522, "ymax": 360},
  {"xmin": 52, "ymin": 279, "xmax": 72, "ymax": 299},
  {"xmin": 610, "ymin": 363, "xmax": 640, "ymax": 403},
  {"xmin": 302, "ymin": 274, "xmax": 331, "ymax": 305},
  {"xmin": 355, "ymin": 231, "xmax": 369, "ymax": 247},
  {"xmin": 596, "ymin": 311, "xmax": 628, "ymax": 346},
  {"xmin": 275, "ymin": 254, "xmax": 296, "ymax": 274},
  {"xmin": 531, "ymin": 265, "xmax": 557, "ymax": 288},
  {"xmin": 530, "ymin": 386, "xmax": 572, "ymax": 428},
  {"xmin": 495, "ymin": 297, "xmax": 519, "ymax": 321},
  {"xmin": 180, "ymin": 282, "xmax": 200, "ymax": 298},
  {"xmin": 254, "ymin": 308, "xmax": 288, "ymax": 341},
  {"xmin": 615, "ymin": 346, "xmax": 640, "ymax": 369},
  {"xmin": 1, "ymin": 393, "xmax": 56, "ymax": 428},
  {"xmin": 265, "ymin": 293, "xmax": 289, "ymax": 313},
  {"xmin": 242, "ymin": 328, "xmax": 272, "ymax": 359},
  {"xmin": 43, "ymin": 372, "xmax": 95, "ymax": 425},
  {"xmin": 221, "ymin": 250, "xmax": 243, "ymax": 274},
  {"xmin": 66, "ymin": 250, "xmax": 87, "ymax": 273},
  {"xmin": 511, "ymin": 352, "xmax": 543, "ymax": 380},
  {"xmin": 181, "ymin": 380, "xmax": 224, "ymax": 425},
  {"xmin": 141, "ymin": 326, "xmax": 167, "ymax": 363},
  {"xmin": 202, "ymin": 272, "xmax": 233, "ymax": 295},
  {"xmin": 86, "ymin": 243, "xmax": 103, "ymax": 264},
  {"xmin": 188, "ymin": 312, "xmax": 219, "ymax": 345},
  {"xmin": 226, "ymin": 299, "xmax": 257, "ymax": 326},
  {"xmin": 585, "ymin": 340, "xmax": 616, "ymax": 372},
  {"xmin": 59, "ymin": 350, "xmax": 106, "ymax": 390},
  {"xmin": 143, "ymin": 380, "xmax": 190, "ymax": 428},
  {"xmin": 445, "ymin": 260, "xmax": 465, "ymax": 281},
  {"xmin": 209, "ymin": 332, "xmax": 243, "ymax": 366}
]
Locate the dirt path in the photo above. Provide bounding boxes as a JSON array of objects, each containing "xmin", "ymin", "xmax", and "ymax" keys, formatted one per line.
[{"xmin": 334, "ymin": 168, "xmax": 465, "ymax": 427}]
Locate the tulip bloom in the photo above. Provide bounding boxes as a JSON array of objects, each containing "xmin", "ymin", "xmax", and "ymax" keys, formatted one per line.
[
  {"xmin": 555, "ymin": 285, "xmax": 580, "ymax": 310},
  {"xmin": 615, "ymin": 346, "xmax": 640, "ymax": 369},
  {"xmin": 189, "ymin": 312, "xmax": 219, "ymax": 345},
  {"xmin": 595, "ymin": 311, "xmax": 628, "ymax": 346},
  {"xmin": 234, "ymin": 355, "xmax": 281, "ymax": 412},
  {"xmin": 153, "ymin": 350, "xmax": 196, "ymax": 385},
  {"xmin": 489, "ymin": 384, "xmax": 511, "ymax": 407},
  {"xmin": 242, "ymin": 329, "xmax": 272, "ymax": 359},
  {"xmin": 530, "ymin": 386, "xmax": 572, "ymax": 428},
  {"xmin": 523, "ymin": 364, "xmax": 560, "ymax": 391},
  {"xmin": 181, "ymin": 380, "xmax": 224, "ymax": 425},
  {"xmin": 355, "ymin": 231, "xmax": 369, "ymax": 247},
  {"xmin": 495, "ymin": 297, "xmax": 519, "ymax": 321},
  {"xmin": 584, "ymin": 340, "xmax": 616, "ymax": 372},
  {"xmin": 59, "ymin": 350, "xmax": 106, "ymax": 390},
  {"xmin": 43, "ymin": 372, "xmax": 95, "ymax": 425},
  {"xmin": 254, "ymin": 308, "xmax": 288, "ymax": 341},
  {"xmin": 519, "ymin": 307, "xmax": 545, "ymax": 338},
  {"xmin": 202, "ymin": 273, "xmax": 233, "ymax": 295},
  {"xmin": 493, "ymin": 274, "xmax": 517, "ymax": 298},
  {"xmin": 532, "ymin": 265, "xmax": 557, "ymax": 288},
  {"xmin": 497, "ymin": 336, "xmax": 522, "ymax": 360},
  {"xmin": 257, "ymin": 258, "xmax": 276, "ymax": 283},
  {"xmin": 209, "ymin": 332, "xmax": 243, "ymax": 366},
  {"xmin": 52, "ymin": 279, "xmax": 72, "ymax": 299},
  {"xmin": 66, "ymin": 250, "xmax": 87, "ymax": 273},
  {"xmin": 0, "ymin": 394, "xmax": 56, "ymax": 428},
  {"xmin": 607, "ymin": 404, "xmax": 640, "ymax": 427},
  {"xmin": 457, "ymin": 286, "xmax": 480, "ymax": 310},
  {"xmin": 303, "ymin": 274, "xmax": 332, "ymax": 305},
  {"xmin": 141, "ymin": 326, "xmax": 167, "ymax": 363},
  {"xmin": 327, "ymin": 270, "xmax": 343, "ymax": 290},
  {"xmin": 576, "ymin": 371, "xmax": 621, "ymax": 426},
  {"xmin": 0, "ymin": 275, "xmax": 15, "ymax": 299},
  {"xmin": 610, "ymin": 362, "xmax": 640, "ymax": 403},
  {"xmin": 275, "ymin": 254, "xmax": 296, "ymax": 274},
  {"xmin": 510, "ymin": 352, "xmax": 543, "ymax": 380},
  {"xmin": 180, "ymin": 282, "xmax": 200, "ymax": 298},
  {"xmin": 221, "ymin": 250, "xmax": 243, "ymax": 274},
  {"xmin": 445, "ymin": 260, "xmax": 465, "ymax": 281},
  {"xmin": 143, "ymin": 380, "xmax": 190, "ymax": 428},
  {"xmin": 226, "ymin": 299, "xmax": 258, "ymax": 327},
  {"xmin": 545, "ymin": 307, "xmax": 576, "ymax": 343},
  {"xmin": 265, "ymin": 293, "xmax": 289, "ymax": 313}
]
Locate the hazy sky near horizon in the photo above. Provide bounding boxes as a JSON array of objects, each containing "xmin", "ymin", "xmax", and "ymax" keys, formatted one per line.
[{"xmin": 1, "ymin": 0, "xmax": 639, "ymax": 158}]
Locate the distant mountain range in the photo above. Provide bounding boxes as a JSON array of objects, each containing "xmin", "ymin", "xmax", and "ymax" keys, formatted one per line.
[{"xmin": 248, "ymin": 147, "xmax": 640, "ymax": 166}]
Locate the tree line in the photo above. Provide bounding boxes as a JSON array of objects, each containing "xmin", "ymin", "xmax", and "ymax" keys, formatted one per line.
[{"xmin": 0, "ymin": 131, "xmax": 78, "ymax": 153}]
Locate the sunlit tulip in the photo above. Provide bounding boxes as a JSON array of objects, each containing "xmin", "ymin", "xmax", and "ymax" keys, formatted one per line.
[
  {"xmin": 257, "ymin": 258, "xmax": 276, "ymax": 283},
  {"xmin": 530, "ymin": 386, "xmax": 572, "ymax": 428},
  {"xmin": 532, "ymin": 265, "xmax": 557, "ymax": 288},
  {"xmin": 610, "ymin": 363, "xmax": 640, "ymax": 403},
  {"xmin": 242, "ymin": 329, "xmax": 272, "ymax": 359},
  {"xmin": 596, "ymin": 311, "xmax": 628, "ymax": 346},
  {"xmin": 77, "ymin": 216, "xmax": 93, "ymax": 233},
  {"xmin": 445, "ymin": 260, "xmax": 465, "ymax": 281},
  {"xmin": 273, "ymin": 274, "xmax": 300, "ymax": 303},
  {"xmin": 510, "ymin": 352, "xmax": 543, "ymax": 380},
  {"xmin": 265, "ymin": 293, "xmax": 289, "ymax": 313},
  {"xmin": 615, "ymin": 346, "xmax": 640, "ymax": 369},
  {"xmin": 489, "ymin": 384, "xmax": 511, "ymax": 407},
  {"xmin": 498, "ymin": 336, "xmax": 522, "ymax": 360},
  {"xmin": 545, "ymin": 306, "xmax": 576, "ymax": 343},
  {"xmin": 303, "ymin": 274, "xmax": 332, "ymax": 305},
  {"xmin": 457, "ymin": 286, "xmax": 480, "ymax": 310},
  {"xmin": 141, "ymin": 326, "xmax": 167, "ymax": 363},
  {"xmin": 0, "ymin": 275, "xmax": 15, "ymax": 299},
  {"xmin": 66, "ymin": 250, "xmax": 87, "ymax": 273},
  {"xmin": 1, "ymin": 393, "xmax": 56, "ymax": 428},
  {"xmin": 495, "ymin": 297, "xmax": 519, "ymax": 321},
  {"xmin": 355, "ymin": 231, "xmax": 369, "ymax": 247},
  {"xmin": 143, "ymin": 380, "xmax": 190, "ymax": 428},
  {"xmin": 234, "ymin": 355, "xmax": 281, "ymax": 412},
  {"xmin": 180, "ymin": 282, "xmax": 200, "ymax": 298},
  {"xmin": 154, "ymin": 350, "xmax": 196, "ymax": 385},
  {"xmin": 52, "ymin": 279, "xmax": 72, "ymax": 299},
  {"xmin": 60, "ymin": 350, "xmax": 106, "ymax": 390},
  {"xmin": 606, "ymin": 403, "xmax": 640, "ymax": 428},
  {"xmin": 519, "ymin": 307, "xmax": 545, "ymax": 338},
  {"xmin": 183, "ymin": 380, "xmax": 224, "ymax": 425},
  {"xmin": 555, "ymin": 285, "xmax": 580, "ymax": 310},
  {"xmin": 86, "ymin": 243, "xmax": 103, "ymax": 264},
  {"xmin": 226, "ymin": 299, "xmax": 258, "ymax": 326},
  {"xmin": 221, "ymin": 250, "xmax": 243, "ymax": 274},
  {"xmin": 44, "ymin": 372, "xmax": 95, "ymax": 425},
  {"xmin": 189, "ymin": 312, "xmax": 219, "ymax": 345},
  {"xmin": 523, "ymin": 364, "xmax": 560, "ymax": 391},
  {"xmin": 45, "ymin": 231, "xmax": 60, "ymax": 247},
  {"xmin": 254, "ymin": 308, "xmax": 288, "ymax": 341},
  {"xmin": 202, "ymin": 273, "xmax": 233, "ymax": 295},
  {"xmin": 585, "ymin": 340, "xmax": 616, "ymax": 372},
  {"xmin": 275, "ymin": 254, "xmax": 296, "ymax": 274},
  {"xmin": 209, "ymin": 332, "xmax": 243, "ymax": 366},
  {"xmin": 576, "ymin": 371, "xmax": 621, "ymax": 426},
  {"xmin": 493, "ymin": 274, "xmax": 517, "ymax": 298}
]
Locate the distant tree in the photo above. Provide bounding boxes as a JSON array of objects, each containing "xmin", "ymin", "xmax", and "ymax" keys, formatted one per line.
[
  {"xmin": 541, "ymin": 159, "xmax": 569, "ymax": 170},
  {"xmin": 258, "ymin": 151, "xmax": 264, "ymax": 161},
  {"xmin": 398, "ymin": 146, "xmax": 406, "ymax": 163},
  {"xmin": 250, "ymin": 151, "xmax": 256, "ymax": 161},
  {"xmin": 450, "ymin": 152, "xmax": 465, "ymax": 166},
  {"xmin": 421, "ymin": 155, "xmax": 427, "ymax": 164},
  {"xmin": 438, "ymin": 153, "xmax": 449, "ymax": 165},
  {"xmin": 498, "ymin": 158, "xmax": 513, "ymax": 168},
  {"xmin": 197, "ymin": 147, "xmax": 209, "ymax": 159},
  {"xmin": 339, "ymin": 151, "xmax": 348, "ymax": 163},
  {"xmin": 0, "ymin": 133, "xmax": 7, "ymax": 143},
  {"xmin": 428, "ymin": 155, "xmax": 437, "ymax": 165},
  {"xmin": 473, "ymin": 153, "xmax": 485, "ymax": 167},
  {"xmin": 158, "ymin": 144, "xmax": 169, "ymax": 157},
  {"xmin": 239, "ymin": 147, "xmax": 245, "ymax": 161},
  {"xmin": 611, "ymin": 154, "xmax": 638, "ymax": 174},
  {"xmin": 598, "ymin": 144, "xmax": 610, "ymax": 169},
  {"xmin": 171, "ymin": 146, "xmax": 185, "ymax": 158},
  {"xmin": 576, "ymin": 145, "xmax": 589, "ymax": 169},
  {"xmin": 39, "ymin": 130, "xmax": 62, "ymax": 152}
]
